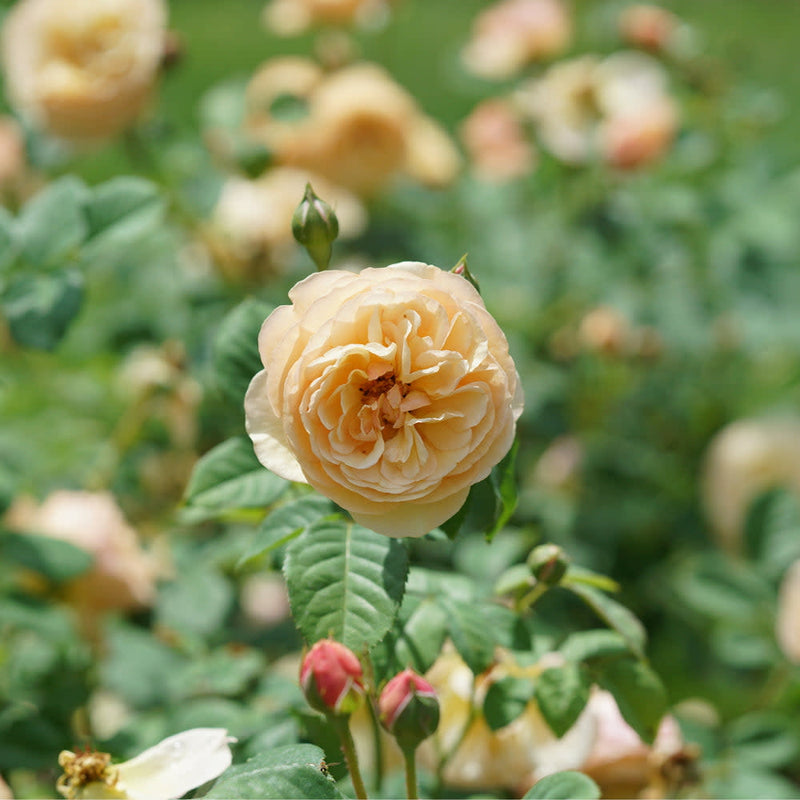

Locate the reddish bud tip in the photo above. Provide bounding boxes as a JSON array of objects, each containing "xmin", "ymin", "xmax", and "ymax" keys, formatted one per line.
[
  {"xmin": 379, "ymin": 668, "xmax": 440, "ymax": 751},
  {"xmin": 300, "ymin": 639, "xmax": 365, "ymax": 716}
]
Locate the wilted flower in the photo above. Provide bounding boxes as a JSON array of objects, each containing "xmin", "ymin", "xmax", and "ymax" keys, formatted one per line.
[
  {"xmin": 300, "ymin": 639, "xmax": 366, "ymax": 715},
  {"xmin": 462, "ymin": 0, "xmax": 571, "ymax": 80},
  {"xmin": 702, "ymin": 417, "xmax": 800, "ymax": 552},
  {"xmin": 776, "ymin": 560, "xmax": 800, "ymax": 664},
  {"xmin": 244, "ymin": 263, "xmax": 523, "ymax": 537},
  {"xmin": 1, "ymin": 0, "xmax": 168, "ymax": 142},
  {"xmin": 5, "ymin": 490, "xmax": 158, "ymax": 619},
  {"xmin": 417, "ymin": 647, "xmax": 596, "ymax": 792},
  {"xmin": 517, "ymin": 51, "xmax": 678, "ymax": 168},
  {"xmin": 56, "ymin": 728, "xmax": 235, "ymax": 800},
  {"xmin": 245, "ymin": 59, "xmax": 461, "ymax": 195},
  {"xmin": 379, "ymin": 669, "xmax": 440, "ymax": 751},
  {"xmin": 619, "ymin": 4, "xmax": 681, "ymax": 53},
  {"xmin": 459, "ymin": 98, "xmax": 536, "ymax": 183},
  {"xmin": 581, "ymin": 689, "xmax": 688, "ymax": 799},
  {"xmin": 262, "ymin": 0, "xmax": 395, "ymax": 36},
  {"xmin": 208, "ymin": 167, "xmax": 366, "ymax": 281}
]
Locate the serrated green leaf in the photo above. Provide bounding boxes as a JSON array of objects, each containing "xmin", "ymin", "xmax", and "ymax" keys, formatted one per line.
[
  {"xmin": 534, "ymin": 663, "xmax": 591, "ymax": 737},
  {"xmin": 85, "ymin": 176, "xmax": 164, "ymax": 237},
  {"xmin": 483, "ymin": 675, "xmax": 534, "ymax": 731},
  {"xmin": 171, "ymin": 648, "xmax": 265, "ymax": 701},
  {"xmin": 183, "ymin": 437, "xmax": 290, "ymax": 518},
  {"xmin": 438, "ymin": 597, "xmax": 496, "ymax": 674},
  {"xmin": 558, "ymin": 630, "xmax": 632, "ymax": 664},
  {"xmin": 206, "ymin": 744, "xmax": 343, "ymax": 799},
  {"xmin": 565, "ymin": 583, "xmax": 646, "ymax": 658},
  {"xmin": 441, "ymin": 440, "xmax": 518, "ymax": 542},
  {"xmin": 393, "ymin": 597, "xmax": 450, "ymax": 674},
  {"xmin": 284, "ymin": 518, "xmax": 408, "ymax": 650},
  {"xmin": 0, "ymin": 528, "xmax": 92, "ymax": 582},
  {"xmin": 212, "ymin": 297, "xmax": 273, "ymax": 406},
  {"xmin": 523, "ymin": 770, "xmax": 600, "ymax": 800},
  {"xmin": 1, "ymin": 269, "xmax": 83, "ymax": 350},
  {"xmin": 745, "ymin": 488, "xmax": 800, "ymax": 578},
  {"xmin": 596, "ymin": 657, "xmax": 667, "ymax": 744},
  {"xmin": 238, "ymin": 493, "xmax": 334, "ymax": 569},
  {"xmin": 17, "ymin": 177, "xmax": 88, "ymax": 268}
]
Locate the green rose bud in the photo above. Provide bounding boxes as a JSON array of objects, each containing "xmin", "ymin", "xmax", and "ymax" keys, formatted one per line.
[
  {"xmin": 292, "ymin": 183, "xmax": 339, "ymax": 271},
  {"xmin": 527, "ymin": 543, "xmax": 570, "ymax": 586}
]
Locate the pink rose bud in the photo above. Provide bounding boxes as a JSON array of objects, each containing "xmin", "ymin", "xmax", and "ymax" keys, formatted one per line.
[
  {"xmin": 300, "ymin": 639, "xmax": 365, "ymax": 715},
  {"xmin": 379, "ymin": 669, "xmax": 440, "ymax": 751}
]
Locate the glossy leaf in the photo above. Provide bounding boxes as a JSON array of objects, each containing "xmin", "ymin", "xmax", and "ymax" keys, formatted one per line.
[
  {"xmin": 0, "ymin": 529, "xmax": 92, "ymax": 582},
  {"xmin": 534, "ymin": 663, "xmax": 591, "ymax": 737},
  {"xmin": 183, "ymin": 437, "xmax": 290, "ymax": 519},
  {"xmin": 523, "ymin": 770, "xmax": 600, "ymax": 800},
  {"xmin": 483, "ymin": 675, "xmax": 534, "ymax": 731},
  {"xmin": 284, "ymin": 518, "xmax": 408, "ymax": 650},
  {"xmin": 206, "ymin": 744, "xmax": 343, "ymax": 799},
  {"xmin": 212, "ymin": 297, "xmax": 273, "ymax": 406}
]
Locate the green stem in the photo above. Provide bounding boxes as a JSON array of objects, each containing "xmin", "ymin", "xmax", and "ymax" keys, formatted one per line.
[
  {"xmin": 517, "ymin": 581, "xmax": 549, "ymax": 613},
  {"xmin": 402, "ymin": 747, "xmax": 419, "ymax": 800},
  {"xmin": 366, "ymin": 700, "xmax": 384, "ymax": 794},
  {"xmin": 331, "ymin": 714, "xmax": 368, "ymax": 800}
]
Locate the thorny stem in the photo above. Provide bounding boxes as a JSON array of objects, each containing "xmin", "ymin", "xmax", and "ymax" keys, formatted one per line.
[{"xmin": 330, "ymin": 714, "xmax": 368, "ymax": 800}]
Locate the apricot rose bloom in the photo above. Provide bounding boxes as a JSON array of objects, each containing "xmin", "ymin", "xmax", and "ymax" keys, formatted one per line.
[
  {"xmin": 1, "ymin": 0, "xmax": 167, "ymax": 141},
  {"xmin": 245, "ymin": 263, "xmax": 523, "ymax": 537}
]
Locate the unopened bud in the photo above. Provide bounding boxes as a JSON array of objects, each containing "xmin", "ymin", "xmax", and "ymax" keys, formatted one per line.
[
  {"xmin": 451, "ymin": 253, "xmax": 481, "ymax": 293},
  {"xmin": 379, "ymin": 668, "xmax": 440, "ymax": 752},
  {"xmin": 292, "ymin": 183, "xmax": 339, "ymax": 271},
  {"xmin": 300, "ymin": 639, "xmax": 365, "ymax": 716},
  {"xmin": 527, "ymin": 543, "xmax": 570, "ymax": 586}
]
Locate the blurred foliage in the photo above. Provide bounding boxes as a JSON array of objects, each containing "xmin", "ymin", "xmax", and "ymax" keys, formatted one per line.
[{"xmin": 1, "ymin": 0, "xmax": 800, "ymax": 798}]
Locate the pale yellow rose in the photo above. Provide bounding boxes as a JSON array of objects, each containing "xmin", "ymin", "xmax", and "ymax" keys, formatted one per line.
[
  {"xmin": 1, "ymin": 0, "xmax": 167, "ymax": 141},
  {"xmin": 245, "ymin": 263, "xmax": 523, "ymax": 538},
  {"xmin": 776, "ymin": 559, "xmax": 800, "ymax": 664},
  {"xmin": 702, "ymin": 417, "xmax": 800, "ymax": 552},
  {"xmin": 517, "ymin": 51, "xmax": 678, "ymax": 168},
  {"xmin": 262, "ymin": 0, "xmax": 395, "ymax": 36},
  {"xmin": 461, "ymin": 0, "xmax": 571, "ymax": 81},
  {"xmin": 245, "ymin": 60, "xmax": 461, "ymax": 196},
  {"xmin": 5, "ymin": 490, "xmax": 158, "ymax": 616},
  {"xmin": 417, "ymin": 647, "xmax": 596, "ymax": 792}
]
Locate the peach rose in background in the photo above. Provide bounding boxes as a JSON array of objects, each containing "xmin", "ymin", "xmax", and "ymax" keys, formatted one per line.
[
  {"xmin": 517, "ymin": 51, "xmax": 678, "ymax": 168},
  {"xmin": 208, "ymin": 167, "xmax": 366, "ymax": 280},
  {"xmin": 459, "ymin": 98, "xmax": 536, "ymax": 183},
  {"xmin": 416, "ymin": 647, "xmax": 596, "ymax": 792},
  {"xmin": 262, "ymin": 0, "xmax": 395, "ymax": 36},
  {"xmin": 619, "ymin": 4, "xmax": 681, "ymax": 54},
  {"xmin": 244, "ymin": 59, "xmax": 461, "ymax": 195},
  {"xmin": 776, "ymin": 559, "xmax": 800, "ymax": 664},
  {"xmin": 245, "ymin": 263, "xmax": 523, "ymax": 537},
  {"xmin": 702, "ymin": 417, "xmax": 800, "ymax": 553},
  {"xmin": 581, "ymin": 689, "xmax": 688, "ymax": 799},
  {"xmin": 1, "ymin": 0, "xmax": 167, "ymax": 141},
  {"xmin": 5, "ymin": 490, "xmax": 158, "ymax": 619},
  {"xmin": 461, "ymin": 0, "xmax": 572, "ymax": 81}
]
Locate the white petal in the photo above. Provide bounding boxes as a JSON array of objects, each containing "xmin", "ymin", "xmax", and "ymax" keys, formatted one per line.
[
  {"xmin": 245, "ymin": 369, "xmax": 307, "ymax": 483},
  {"xmin": 115, "ymin": 728, "xmax": 235, "ymax": 800}
]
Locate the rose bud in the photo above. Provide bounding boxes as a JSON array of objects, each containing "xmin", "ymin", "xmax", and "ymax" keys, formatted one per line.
[
  {"xmin": 527, "ymin": 543, "xmax": 570, "ymax": 586},
  {"xmin": 300, "ymin": 639, "xmax": 365, "ymax": 715},
  {"xmin": 292, "ymin": 183, "xmax": 340, "ymax": 271},
  {"xmin": 379, "ymin": 669, "xmax": 440, "ymax": 752}
]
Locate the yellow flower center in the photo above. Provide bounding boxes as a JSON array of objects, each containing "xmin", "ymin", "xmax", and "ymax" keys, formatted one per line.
[{"xmin": 57, "ymin": 749, "xmax": 119, "ymax": 799}]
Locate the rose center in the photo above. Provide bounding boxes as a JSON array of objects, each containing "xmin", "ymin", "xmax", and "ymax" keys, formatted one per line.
[
  {"xmin": 57, "ymin": 749, "xmax": 118, "ymax": 799},
  {"xmin": 358, "ymin": 372, "xmax": 408, "ymax": 403}
]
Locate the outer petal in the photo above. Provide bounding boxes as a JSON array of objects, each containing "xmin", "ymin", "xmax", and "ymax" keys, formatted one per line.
[
  {"xmin": 115, "ymin": 728, "xmax": 235, "ymax": 800},
  {"xmin": 350, "ymin": 486, "xmax": 470, "ymax": 538},
  {"xmin": 245, "ymin": 369, "xmax": 307, "ymax": 483}
]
